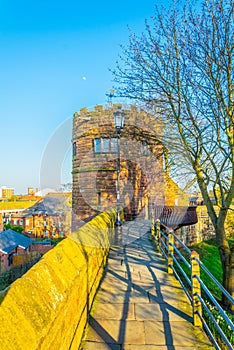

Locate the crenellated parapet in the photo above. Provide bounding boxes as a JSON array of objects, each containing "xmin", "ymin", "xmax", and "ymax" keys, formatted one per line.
[{"xmin": 72, "ymin": 104, "xmax": 163, "ymax": 142}]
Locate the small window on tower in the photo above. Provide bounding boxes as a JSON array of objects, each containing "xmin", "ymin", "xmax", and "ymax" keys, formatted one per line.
[
  {"xmin": 102, "ymin": 138, "xmax": 109, "ymax": 152},
  {"xmin": 73, "ymin": 141, "xmax": 77, "ymax": 156},
  {"xmin": 110, "ymin": 138, "xmax": 117, "ymax": 152},
  {"xmin": 97, "ymin": 191, "xmax": 101, "ymax": 205},
  {"xmin": 93, "ymin": 138, "xmax": 118, "ymax": 153},
  {"xmin": 94, "ymin": 139, "xmax": 101, "ymax": 153}
]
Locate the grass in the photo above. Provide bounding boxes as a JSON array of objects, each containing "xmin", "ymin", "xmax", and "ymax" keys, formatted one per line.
[
  {"xmin": 190, "ymin": 238, "xmax": 223, "ymax": 300},
  {"xmin": 189, "ymin": 238, "xmax": 233, "ymax": 301}
]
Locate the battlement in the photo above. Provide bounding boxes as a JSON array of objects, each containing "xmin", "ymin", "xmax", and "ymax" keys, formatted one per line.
[{"xmin": 72, "ymin": 104, "xmax": 164, "ymax": 141}]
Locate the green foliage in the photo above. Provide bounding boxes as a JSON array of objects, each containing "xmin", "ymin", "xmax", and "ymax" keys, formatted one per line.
[
  {"xmin": 4, "ymin": 223, "xmax": 24, "ymax": 234},
  {"xmin": 176, "ymin": 239, "xmax": 223, "ymax": 300},
  {"xmin": 226, "ymin": 209, "xmax": 234, "ymax": 238},
  {"xmin": 191, "ymin": 239, "xmax": 223, "ymax": 300},
  {"xmin": 50, "ymin": 237, "xmax": 65, "ymax": 246},
  {"xmin": 8, "ymin": 195, "xmax": 19, "ymax": 202},
  {"xmin": 0, "ymin": 256, "xmax": 41, "ymax": 292}
]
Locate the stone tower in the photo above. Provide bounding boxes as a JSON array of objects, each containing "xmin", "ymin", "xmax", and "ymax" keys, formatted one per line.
[{"xmin": 72, "ymin": 104, "xmax": 166, "ymax": 224}]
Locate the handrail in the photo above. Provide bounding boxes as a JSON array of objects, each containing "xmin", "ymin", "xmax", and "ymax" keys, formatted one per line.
[
  {"xmin": 173, "ymin": 233, "xmax": 192, "ymax": 254},
  {"xmin": 151, "ymin": 214, "xmax": 234, "ymax": 349},
  {"xmin": 160, "ymin": 230, "xmax": 168, "ymax": 240},
  {"xmin": 171, "ymin": 256, "xmax": 192, "ymax": 287},
  {"xmin": 159, "ymin": 237, "xmax": 168, "ymax": 260},
  {"xmin": 171, "ymin": 264, "xmax": 192, "ymax": 302},
  {"xmin": 195, "ymin": 257, "xmax": 234, "ymax": 306},
  {"xmin": 170, "ymin": 243, "xmax": 191, "ymax": 270},
  {"xmin": 197, "ymin": 311, "xmax": 221, "ymax": 350},
  {"xmin": 196, "ymin": 293, "xmax": 233, "ymax": 350},
  {"xmin": 195, "ymin": 275, "xmax": 234, "ymax": 332}
]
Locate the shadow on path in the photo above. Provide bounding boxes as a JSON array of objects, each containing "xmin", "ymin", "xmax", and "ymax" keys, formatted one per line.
[{"xmin": 80, "ymin": 220, "xmax": 212, "ymax": 349}]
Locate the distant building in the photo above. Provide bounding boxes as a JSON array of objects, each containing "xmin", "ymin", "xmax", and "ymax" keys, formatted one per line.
[
  {"xmin": 28, "ymin": 187, "xmax": 35, "ymax": 196},
  {"xmin": 10, "ymin": 193, "xmax": 71, "ymax": 238},
  {"xmin": 0, "ymin": 229, "xmax": 53, "ymax": 272},
  {"xmin": 34, "ymin": 188, "xmax": 58, "ymax": 197},
  {"xmin": 189, "ymin": 192, "xmax": 204, "ymax": 206},
  {"xmin": 0, "ymin": 186, "xmax": 14, "ymax": 199}
]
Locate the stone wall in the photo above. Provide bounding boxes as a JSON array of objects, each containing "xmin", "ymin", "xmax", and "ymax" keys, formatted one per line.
[
  {"xmin": 0, "ymin": 209, "xmax": 116, "ymax": 350},
  {"xmin": 184, "ymin": 204, "xmax": 234, "ymax": 243}
]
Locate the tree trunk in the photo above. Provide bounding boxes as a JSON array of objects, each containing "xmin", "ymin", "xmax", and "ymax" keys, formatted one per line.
[
  {"xmin": 217, "ymin": 231, "xmax": 234, "ymax": 311},
  {"xmin": 226, "ymin": 245, "xmax": 234, "ymax": 312}
]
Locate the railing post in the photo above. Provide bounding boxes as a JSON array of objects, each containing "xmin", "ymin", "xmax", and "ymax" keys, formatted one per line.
[
  {"xmin": 190, "ymin": 250, "xmax": 202, "ymax": 327},
  {"xmin": 151, "ymin": 212, "xmax": 155, "ymax": 239},
  {"xmin": 156, "ymin": 219, "xmax": 161, "ymax": 245},
  {"xmin": 167, "ymin": 230, "xmax": 174, "ymax": 274}
]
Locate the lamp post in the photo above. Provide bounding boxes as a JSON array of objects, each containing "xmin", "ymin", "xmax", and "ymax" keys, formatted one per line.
[{"xmin": 114, "ymin": 109, "xmax": 125, "ymax": 229}]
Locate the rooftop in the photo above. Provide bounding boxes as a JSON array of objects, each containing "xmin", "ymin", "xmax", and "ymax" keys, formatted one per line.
[{"xmin": 0, "ymin": 229, "xmax": 32, "ymax": 254}]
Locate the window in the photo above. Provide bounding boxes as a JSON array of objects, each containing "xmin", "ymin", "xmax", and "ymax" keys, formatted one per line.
[
  {"xmin": 94, "ymin": 139, "xmax": 101, "ymax": 153},
  {"xmin": 103, "ymin": 138, "xmax": 110, "ymax": 152},
  {"xmin": 8, "ymin": 253, "xmax": 13, "ymax": 266},
  {"xmin": 110, "ymin": 138, "xmax": 118, "ymax": 152},
  {"xmin": 73, "ymin": 141, "xmax": 77, "ymax": 156},
  {"xmin": 97, "ymin": 191, "xmax": 101, "ymax": 205},
  {"xmin": 93, "ymin": 138, "xmax": 117, "ymax": 153}
]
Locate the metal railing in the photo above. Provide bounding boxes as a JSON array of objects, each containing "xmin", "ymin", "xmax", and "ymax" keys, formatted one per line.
[{"xmin": 151, "ymin": 216, "xmax": 234, "ymax": 350}]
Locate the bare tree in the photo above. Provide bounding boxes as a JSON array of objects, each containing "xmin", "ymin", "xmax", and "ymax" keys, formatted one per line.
[{"xmin": 113, "ymin": 0, "xmax": 234, "ymax": 307}]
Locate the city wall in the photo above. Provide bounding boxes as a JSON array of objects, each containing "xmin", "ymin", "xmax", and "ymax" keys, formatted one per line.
[{"xmin": 0, "ymin": 209, "xmax": 116, "ymax": 350}]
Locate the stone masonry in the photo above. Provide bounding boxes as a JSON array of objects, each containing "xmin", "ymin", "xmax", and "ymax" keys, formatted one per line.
[{"xmin": 72, "ymin": 104, "xmax": 168, "ymax": 225}]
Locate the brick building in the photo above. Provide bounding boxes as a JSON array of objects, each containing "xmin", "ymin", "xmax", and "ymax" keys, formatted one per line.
[
  {"xmin": 72, "ymin": 104, "xmax": 187, "ymax": 225},
  {"xmin": 0, "ymin": 186, "xmax": 14, "ymax": 199},
  {"xmin": 10, "ymin": 193, "xmax": 71, "ymax": 238},
  {"xmin": 0, "ymin": 229, "xmax": 53, "ymax": 272},
  {"xmin": 0, "ymin": 229, "xmax": 32, "ymax": 271}
]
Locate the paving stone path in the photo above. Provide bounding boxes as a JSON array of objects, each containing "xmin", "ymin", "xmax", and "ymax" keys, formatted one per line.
[{"xmin": 80, "ymin": 220, "xmax": 214, "ymax": 350}]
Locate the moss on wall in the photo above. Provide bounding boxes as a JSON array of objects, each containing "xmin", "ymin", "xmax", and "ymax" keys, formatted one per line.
[{"xmin": 0, "ymin": 209, "xmax": 116, "ymax": 350}]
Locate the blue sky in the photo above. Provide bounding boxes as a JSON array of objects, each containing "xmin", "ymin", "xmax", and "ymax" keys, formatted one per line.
[{"xmin": 0, "ymin": 0, "xmax": 167, "ymax": 194}]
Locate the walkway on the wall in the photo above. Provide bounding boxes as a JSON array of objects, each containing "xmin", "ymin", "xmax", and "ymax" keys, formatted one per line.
[{"xmin": 80, "ymin": 220, "xmax": 213, "ymax": 349}]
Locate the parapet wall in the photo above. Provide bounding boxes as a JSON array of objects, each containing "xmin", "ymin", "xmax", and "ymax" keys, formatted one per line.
[{"xmin": 0, "ymin": 209, "xmax": 116, "ymax": 350}]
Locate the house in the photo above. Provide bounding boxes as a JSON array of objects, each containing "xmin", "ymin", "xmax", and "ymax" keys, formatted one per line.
[
  {"xmin": 10, "ymin": 193, "xmax": 71, "ymax": 238},
  {"xmin": 0, "ymin": 229, "xmax": 32, "ymax": 271},
  {"xmin": 0, "ymin": 186, "xmax": 14, "ymax": 199},
  {"xmin": 189, "ymin": 192, "xmax": 204, "ymax": 206}
]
